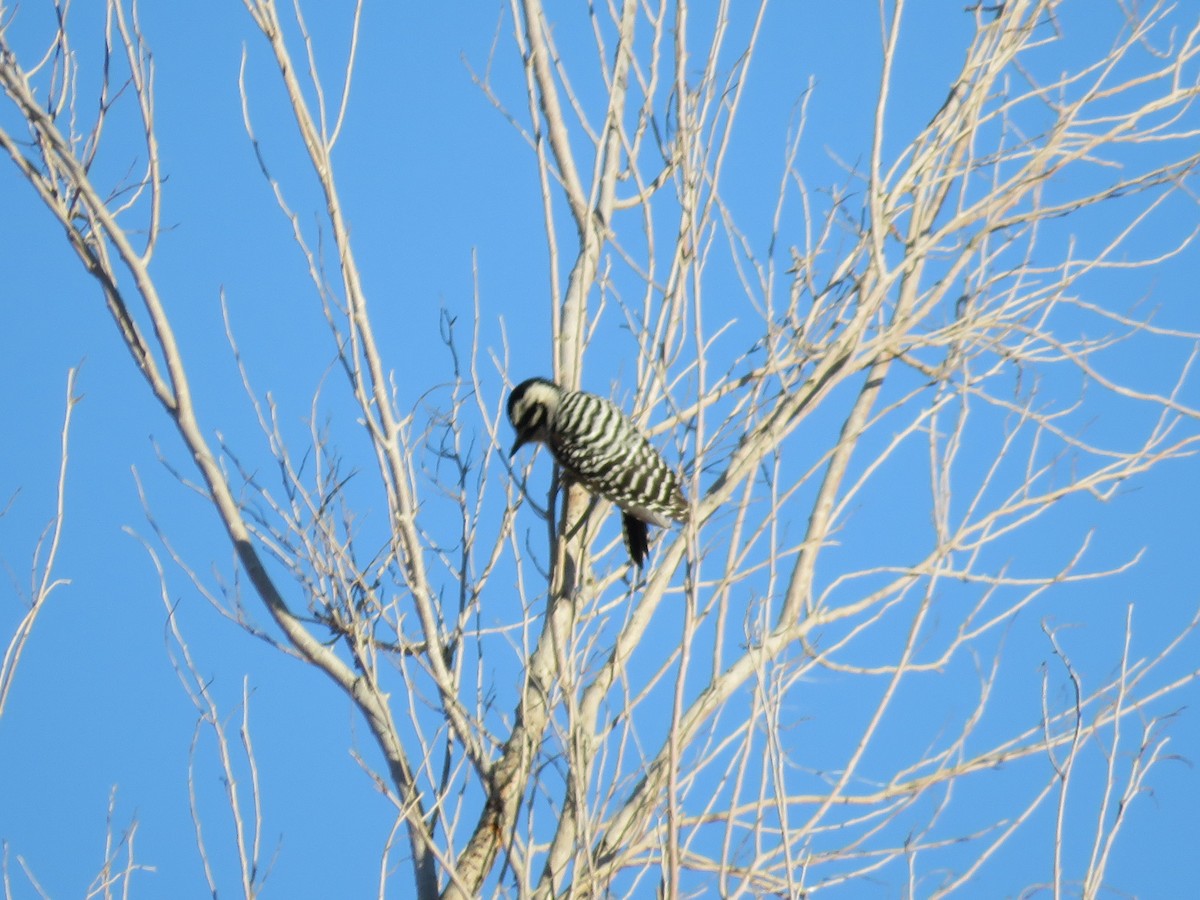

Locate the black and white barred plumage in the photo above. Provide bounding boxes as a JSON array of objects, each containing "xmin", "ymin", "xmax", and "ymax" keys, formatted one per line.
[{"xmin": 507, "ymin": 377, "xmax": 688, "ymax": 567}]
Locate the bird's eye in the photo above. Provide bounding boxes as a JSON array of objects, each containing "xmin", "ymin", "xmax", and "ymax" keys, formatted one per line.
[{"xmin": 522, "ymin": 406, "xmax": 545, "ymax": 430}]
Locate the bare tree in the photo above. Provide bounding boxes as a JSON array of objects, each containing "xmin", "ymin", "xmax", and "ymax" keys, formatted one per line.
[
  {"xmin": 1, "ymin": 0, "xmax": 1198, "ymax": 897},
  {"xmin": 0, "ymin": 370, "xmax": 149, "ymax": 900},
  {"xmin": 0, "ymin": 369, "xmax": 75, "ymax": 723}
]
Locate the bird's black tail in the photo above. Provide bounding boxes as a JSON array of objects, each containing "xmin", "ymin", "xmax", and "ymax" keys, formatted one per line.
[{"xmin": 622, "ymin": 512, "xmax": 649, "ymax": 568}]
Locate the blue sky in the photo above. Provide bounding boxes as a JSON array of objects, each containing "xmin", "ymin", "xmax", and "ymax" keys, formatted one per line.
[{"xmin": 1, "ymin": 2, "xmax": 1198, "ymax": 897}]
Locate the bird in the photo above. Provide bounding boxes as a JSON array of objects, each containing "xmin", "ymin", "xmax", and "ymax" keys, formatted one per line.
[{"xmin": 507, "ymin": 377, "xmax": 689, "ymax": 567}]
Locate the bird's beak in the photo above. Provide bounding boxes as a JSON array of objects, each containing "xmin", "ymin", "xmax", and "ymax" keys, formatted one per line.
[{"xmin": 509, "ymin": 432, "xmax": 528, "ymax": 459}]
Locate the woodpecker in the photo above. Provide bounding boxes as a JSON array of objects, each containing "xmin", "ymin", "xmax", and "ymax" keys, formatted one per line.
[{"xmin": 507, "ymin": 377, "xmax": 688, "ymax": 567}]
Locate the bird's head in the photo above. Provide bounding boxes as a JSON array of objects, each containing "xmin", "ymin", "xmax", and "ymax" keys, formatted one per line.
[{"xmin": 507, "ymin": 377, "xmax": 562, "ymax": 458}]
